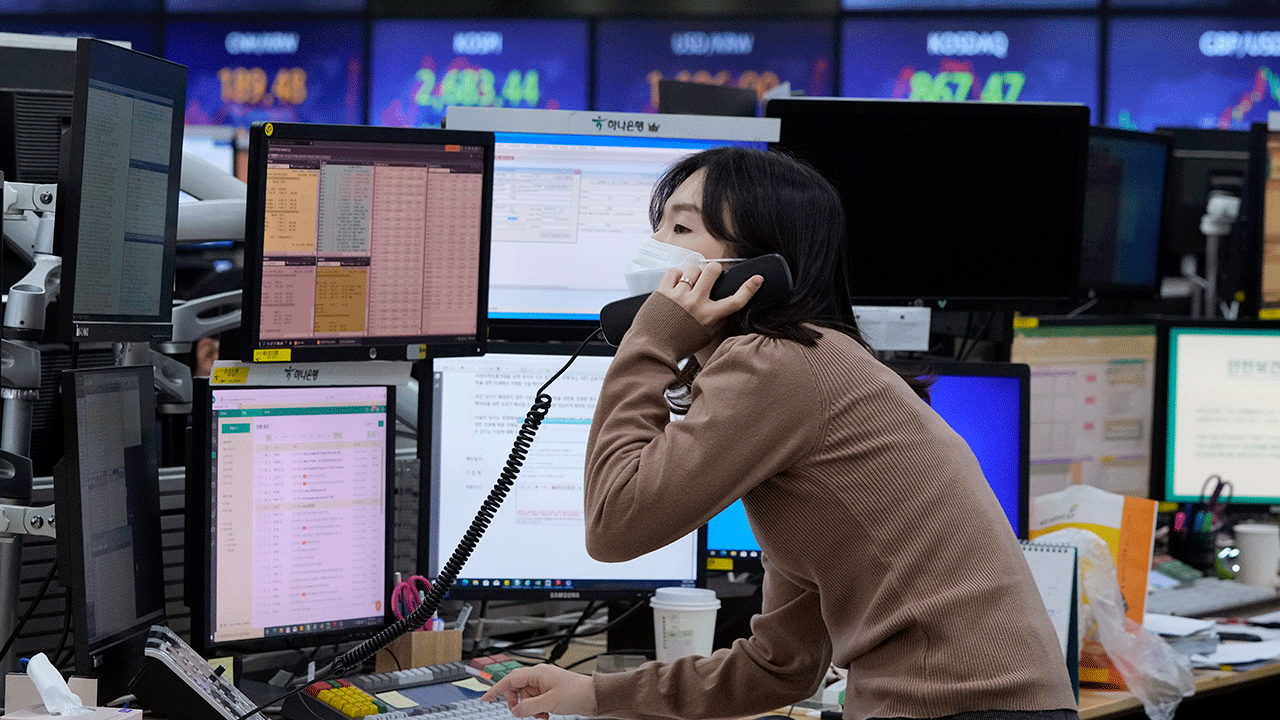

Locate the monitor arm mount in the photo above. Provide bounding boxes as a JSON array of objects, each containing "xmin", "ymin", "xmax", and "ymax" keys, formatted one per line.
[
  {"xmin": 1, "ymin": 180, "xmax": 60, "ymax": 680},
  {"xmin": 1182, "ymin": 190, "xmax": 1241, "ymax": 320}
]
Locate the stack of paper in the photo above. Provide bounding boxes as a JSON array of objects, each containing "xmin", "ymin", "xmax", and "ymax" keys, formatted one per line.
[{"xmin": 1144, "ymin": 614, "xmax": 1219, "ymax": 656}]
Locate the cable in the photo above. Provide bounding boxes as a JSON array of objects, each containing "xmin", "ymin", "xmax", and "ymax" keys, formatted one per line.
[
  {"xmin": 232, "ymin": 327, "xmax": 605, "ymax": 720},
  {"xmin": 546, "ymin": 601, "xmax": 600, "ymax": 665},
  {"xmin": 0, "ymin": 558, "xmax": 58, "ymax": 663}
]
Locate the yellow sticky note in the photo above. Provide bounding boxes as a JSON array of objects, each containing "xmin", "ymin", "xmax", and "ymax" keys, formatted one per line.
[
  {"xmin": 453, "ymin": 678, "xmax": 491, "ymax": 693},
  {"xmin": 374, "ymin": 691, "xmax": 417, "ymax": 710},
  {"xmin": 707, "ymin": 557, "xmax": 733, "ymax": 571},
  {"xmin": 211, "ymin": 366, "xmax": 249, "ymax": 384},
  {"xmin": 1012, "ymin": 316, "xmax": 1039, "ymax": 329},
  {"xmin": 1260, "ymin": 308, "xmax": 1280, "ymax": 320},
  {"xmin": 253, "ymin": 348, "xmax": 291, "ymax": 362}
]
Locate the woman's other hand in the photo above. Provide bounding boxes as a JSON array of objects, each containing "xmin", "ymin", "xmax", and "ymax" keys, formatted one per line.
[
  {"xmin": 480, "ymin": 664, "xmax": 598, "ymax": 719},
  {"xmin": 659, "ymin": 261, "xmax": 763, "ymax": 330}
]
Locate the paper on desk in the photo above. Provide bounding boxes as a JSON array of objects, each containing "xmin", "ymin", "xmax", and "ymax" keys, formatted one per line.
[
  {"xmin": 1189, "ymin": 639, "xmax": 1280, "ymax": 667},
  {"xmin": 1249, "ymin": 609, "xmax": 1280, "ymax": 624},
  {"xmin": 1144, "ymin": 614, "xmax": 1215, "ymax": 637}
]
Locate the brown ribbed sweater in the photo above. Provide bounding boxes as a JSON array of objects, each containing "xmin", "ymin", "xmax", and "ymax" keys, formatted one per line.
[{"xmin": 584, "ymin": 294, "xmax": 1077, "ymax": 720}]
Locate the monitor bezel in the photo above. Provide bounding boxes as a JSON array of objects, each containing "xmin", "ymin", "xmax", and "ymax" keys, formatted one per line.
[
  {"xmin": 1081, "ymin": 125, "xmax": 1175, "ymax": 301},
  {"xmin": 54, "ymin": 37, "xmax": 185, "ymax": 344},
  {"xmin": 1149, "ymin": 318, "xmax": 1280, "ymax": 507},
  {"xmin": 764, "ymin": 96, "xmax": 1089, "ymax": 311},
  {"xmin": 54, "ymin": 365, "xmax": 166, "ymax": 671},
  {"xmin": 185, "ymin": 378, "xmax": 398, "ymax": 656},
  {"xmin": 421, "ymin": 339, "xmax": 708, "ymax": 601},
  {"xmin": 240, "ymin": 121, "xmax": 494, "ymax": 363}
]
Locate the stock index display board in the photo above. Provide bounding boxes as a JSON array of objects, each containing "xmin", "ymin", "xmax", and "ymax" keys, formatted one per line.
[
  {"xmin": 1107, "ymin": 17, "xmax": 1280, "ymax": 131},
  {"xmin": 370, "ymin": 19, "xmax": 589, "ymax": 128},
  {"xmin": 841, "ymin": 16, "xmax": 1099, "ymax": 119},
  {"xmin": 164, "ymin": 19, "xmax": 365, "ymax": 128},
  {"xmin": 594, "ymin": 19, "xmax": 834, "ymax": 113}
]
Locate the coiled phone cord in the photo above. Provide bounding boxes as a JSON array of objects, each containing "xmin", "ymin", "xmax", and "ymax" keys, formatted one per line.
[{"xmin": 234, "ymin": 328, "xmax": 604, "ymax": 720}]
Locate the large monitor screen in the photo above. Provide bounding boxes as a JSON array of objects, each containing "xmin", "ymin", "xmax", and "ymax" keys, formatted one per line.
[
  {"xmin": 594, "ymin": 19, "xmax": 834, "ymax": 113},
  {"xmin": 164, "ymin": 20, "xmax": 364, "ymax": 128},
  {"xmin": 840, "ymin": 16, "xmax": 1099, "ymax": 120},
  {"xmin": 187, "ymin": 383, "xmax": 394, "ymax": 653},
  {"xmin": 766, "ymin": 97, "xmax": 1088, "ymax": 309},
  {"xmin": 1153, "ymin": 321, "xmax": 1280, "ymax": 506},
  {"xmin": 165, "ymin": 0, "xmax": 362, "ymax": 9},
  {"xmin": 1080, "ymin": 127, "xmax": 1172, "ymax": 298},
  {"xmin": 1107, "ymin": 17, "xmax": 1280, "ymax": 131},
  {"xmin": 55, "ymin": 38, "xmax": 184, "ymax": 343},
  {"xmin": 707, "ymin": 360, "xmax": 1029, "ymax": 572},
  {"xmin": 446, "ymin": 107, "xmax": 778, "ymax": 325},
  {"xmin": 1011, "ymin": 321, "xmax": 1158, "ymax": 500},
  {"xmin": 241, "ymin": 121, "xmax": 493, "ymax": 362},
  {"xmin": 370, "ymin": 19, "xmax": 589, "ymax": 129},
  {"xmin": 55, "ymin": 366, "xmax": 165, "ymax": 700},
  {"xmin": 842, "ymin": 0, "xmax": 1094, "ymax": 6},
  {"xmin": 4, "ymin": 0, "xmax": 156, "ymax": 11},
  {"xmin": 425, "ymin": 345, "xmax": 705, "ymax": 599}
]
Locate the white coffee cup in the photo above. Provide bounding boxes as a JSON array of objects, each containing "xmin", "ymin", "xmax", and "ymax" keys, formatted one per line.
[
  {"xmin": 650, "ymin": 587, "xmax": 720, "ymax": 662},
  {"xmin": 1233, "ymin": 523, "xmax": 1280, "ymax": 589}
]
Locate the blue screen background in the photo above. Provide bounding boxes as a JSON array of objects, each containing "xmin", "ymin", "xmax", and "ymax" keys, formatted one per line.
[
  {"xmin": 370, "ymin": 19, "xmax": 589, "ymax": 129},
  {"xmin": 841, "ymin": 16, "xmax": 1099, "ymax": 121},
  {"xmin": 165, "ymin": 19, "xmax": 365, "ymax": 128},
  {"xmin": 594, "ymin": 19, "xmax": 833, "ymax": 113},
  {"xmin": 707, "ymin": 372, "xmax": 1024, "ymax": 555},
  {"xmin": 1107, "ymin": 17, "xmax": 1280, "ymax": 131}
]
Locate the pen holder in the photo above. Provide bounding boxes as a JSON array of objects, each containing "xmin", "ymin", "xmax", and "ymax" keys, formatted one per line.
[
  {"xmin": 1169, "ymin": 528, "xmax": 1217, "ymax": 573},
  {"xmin": 374, "ymin": 629, "xmax": 462, "ymax": 673}
]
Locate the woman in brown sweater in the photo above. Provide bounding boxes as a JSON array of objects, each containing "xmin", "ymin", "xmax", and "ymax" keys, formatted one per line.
[{"xmin": 483, "ymin": 147, "xmax": 1078, "ymax": 720}]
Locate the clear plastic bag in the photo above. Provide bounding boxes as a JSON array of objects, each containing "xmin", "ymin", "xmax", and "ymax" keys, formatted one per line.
[{"xmin": 1036, "ymin": 528, "xmax": 1195, "ymax": 720}]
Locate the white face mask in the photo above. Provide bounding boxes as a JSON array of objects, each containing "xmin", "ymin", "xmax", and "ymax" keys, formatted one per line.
[{"xmin": 623, "ymin": 238, "xmax": 746, "ymax": 295}]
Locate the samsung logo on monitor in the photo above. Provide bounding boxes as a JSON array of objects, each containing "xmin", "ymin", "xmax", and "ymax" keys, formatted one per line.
[
  {"xmin": 454, "ymin": 31, "xmax": 503, "ymax": 55},
  {"xmin": 671, "ymin": 32, "xmax": 755, "ymax": 56},
  {"xmin": 225, "ymin": 32, "xmax": 299, "ymax": 55},
  {"xmin": 1200, "ymin": 31, "xmax": 1280, "ymax": 58},
  {"xmin": 926, "ymin": 31, "xmax": 1009, "ymax": 60}
]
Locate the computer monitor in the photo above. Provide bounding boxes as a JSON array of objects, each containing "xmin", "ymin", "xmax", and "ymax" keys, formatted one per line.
[
  {"xmin": 1155, "ymin": 127, "xmax": 1250, "ymax": 278},
  {"xmin": 1010, "ymin": 319, "xmax": 1159, "ymax": 500},
  {"xmin": 240, "ymin": 121, "xmax": 494, "ymax": 362},
  {"xmin": 658, "ymin": 80, "xmax": 757, "ymax": 117},
  {"xmin": 185, "ymin": 380, "xmax": 395, "ymax": 655},
  {"xmin": 54, "ymin": 365, "xmax": 165, "ymax": 704},
  {"xmin": 706, "ymin": 360, "xmax": 1030, "ymax": 573},
  {"xmin": 444, "ymin": 106, "xmax": 779, "ymax": 333},
  {"xmin": 766, "ymin": 97, "xmax": 1088, "ymax": 310},
  {"xmin": 54, "ymin": 37, "xmax": 185, "ymax": 343},
  {"xmin": 1151, "ymin": 320, "xmax": 1280, "ymax": 507},
  {"xmin": 0, "ymin": 32, "xmax": 76, "ymax": 184},
  {"xmin": 423, "ymin": 342, "xmax": 706, "ymax": 599},
  {"xmin": 1081, "ymin": 127, "xmax": 1172, "ymax": 299}
]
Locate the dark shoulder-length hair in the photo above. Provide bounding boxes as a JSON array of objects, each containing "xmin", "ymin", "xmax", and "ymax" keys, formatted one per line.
[{"xmin": 652, "ymin": 146, "xmax": 932, "ymax": 401}]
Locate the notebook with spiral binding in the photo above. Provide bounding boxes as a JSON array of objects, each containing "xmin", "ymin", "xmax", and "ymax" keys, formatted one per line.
[{"xmin": 1021, "ymin": 541, "xmax": 1080, "ymax": 700}]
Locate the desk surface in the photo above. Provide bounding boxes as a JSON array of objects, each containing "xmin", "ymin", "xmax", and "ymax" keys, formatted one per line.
[{"xmin": 1078, "ymin": 661, "xmax": 1280, "ymax": 719}]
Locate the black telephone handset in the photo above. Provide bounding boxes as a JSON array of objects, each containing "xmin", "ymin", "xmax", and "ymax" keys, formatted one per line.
[{"xmin": 599, "ymin": 253, "xmax": 794, "ymax": 346}]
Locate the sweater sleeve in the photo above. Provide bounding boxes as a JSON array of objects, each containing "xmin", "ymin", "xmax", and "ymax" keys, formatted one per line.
[
  {"xmin": 593, "ymin": 556, "xmax": 833, "ymax": 720},
  {"xmin": 583, "ymin": 293, "xmax": 825, "ymax": 563}
]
